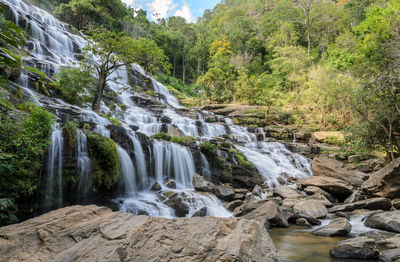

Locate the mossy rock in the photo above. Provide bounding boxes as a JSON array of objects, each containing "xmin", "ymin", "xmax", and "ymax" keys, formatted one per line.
[{"xmin": 87, "ymin": 133, "xmax": 120, "ymax": 190}]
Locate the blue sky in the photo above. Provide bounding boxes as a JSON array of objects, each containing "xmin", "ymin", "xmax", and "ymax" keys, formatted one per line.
[{"xmin": 122, "ymin": 0, "xmax": 220, "ymax": 23}]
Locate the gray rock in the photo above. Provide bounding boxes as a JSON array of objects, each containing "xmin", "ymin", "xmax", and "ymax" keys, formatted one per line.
[
  {"xmin": 150, "ymin": 182, "xmax": 161, "ymax": 191},
  {"xmin": 233, "ymin": 200, "xmax": 268, "ymax": 217},
  {"xmin": 192, "ymin": 173, "xmax": 216, "ymax": 193},
  {"xmin": 313, "ymin": 218, "xmax": 351, "ymax": 236},
  {"xmin": 226, "ymin": 200, "xmax": 243, "ymax": 212},
  {"xmin": 293, "ymin": 200, "xmax": 328, "ymax": 219},
  {"xmin": 214, "ymin": 184, "xmax": 235, "ymax": 201},
  {"xmin": 192, "ymin": 207, "xmax": 207, "ymax": 217},
  {"xmin": 305, "ymin": 193, "xmax": 333, "ymax": 207},
  {"xmin": 0, "ymin": 205, "xmax": 279, "ymax": 262},
  {"xmin": 164, "ymin": 179, "xmax": 176, "ymax": 189},
  {"xmin": 243, "ymin": 201, "xmax": 289, "ymax": 228},
  {"xmin": 365, "ymin": 211, "xmax": 400, "ymax": 233},
  {"xmin": 288, "ymin": 212, "xmax": 321, "ymax": 226},
  {"xmin": 295, "ymin": 218, "xmax": 312, "ymax": 228},
  {"xmin": 393, "ymin": 199, "xmax": 400, "ymax": 210},
  {"xmin": 330, "ymin": 237, "xmax": 379, "ymax": 259},
  {"xmin": 379, "ymin": 248, "xmax": 400, "ymax": 262}
]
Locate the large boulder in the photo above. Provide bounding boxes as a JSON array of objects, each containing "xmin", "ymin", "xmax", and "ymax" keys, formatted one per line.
[
  {"xmin": 243, "ymin": 201, "xmax": 289, "ymax": 228},
  {"xmin": 330, "ymin": 237, "xmax": 379, "ymax": 259},
  {"xmin": 0, "ymin": 205, "xmax": 279, "ymax": 262},
  {"xmin": 312, "ymin": 156, "xmax": 367, "ymax": 187},
  {"xmin": 380, "ymin": 248, "xmax": 400, "ymax": 262},
  {"xmin": 344, "ymin": 190, "xmax": 366, "ymax": 204},
  {"xmin": 300, "ymin": 176, "xmax": 353, "ymax": 200},
  {"xmin": 303, "ymin": 186, "xmax": 337, "ymax": 203},
  {"xmin": 329, "ymin": 198, "xmax": 392, "ymax": 213},
  {"xmin": 233, "ymin": 200, "xmax": 268, "ymax": 217},
  {"xmin": 293, "ymin": 200, "xmax": 328, "ymax": 219},
  {"xmin": 312, "ymin": 218, "xmax": 351, "ymax": 236},
  {"xmin": 362, "ymin": 158, "xmax": 400, "ymax": 199},
  {"xmin": 214, "ymin": 184, "xmax": 236, "ymax": 201},
  {"xmin": 365, "ymin": 211, "xmax": 400, "ymax": 233},
  {"xmin": 192, "ymin": 174, "xmax": 216, "ymax": 193},
  {"xmin": 273, "ymin": 186, "xmax": 305, "ymax": 199}
]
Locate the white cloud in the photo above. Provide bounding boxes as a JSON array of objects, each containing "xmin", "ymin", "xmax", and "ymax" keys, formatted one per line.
[
  {"xmin": 148, "ymin": 0, "xmax": 178, "ymax": 20},
  {"xmin": 121, "ymin": 0, "xmax": 134, "ymax": 7},
  {"xmin": 174, "ymin": 3, "xmax": 194, "ymax": 23}
]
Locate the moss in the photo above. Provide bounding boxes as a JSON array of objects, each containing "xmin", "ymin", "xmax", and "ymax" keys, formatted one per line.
[
  {"xmin": 83, "ymin": 123, "xmax": 91, "ymax": 130},
  {"xmin": 87, "ymin": 133, "xmax": 120, "ymax": 190},
  {"xmin": 63, "ymin": 120, "xmax": 77, "ymax": 154},
  {"xmin": 199, "ymin": 141, "xmax": 219, "ymax": 153},
  {"xmin": 234, "ymin": 152, "xmax": 254, "ymax": 170},
  {"xmin": 151, "ymin": 132, "xmax": 167, "ymax": 140},
  {"xmin": 169, "ymin": 136, "xmax": 196, "ymax": 144},
  {"xmin": 110, "ymin": 118, "xmax": 121, "ymax": 127},
  {"xmin": 24, "ymin": 66, "xmax": 47, "ymax": 79}
]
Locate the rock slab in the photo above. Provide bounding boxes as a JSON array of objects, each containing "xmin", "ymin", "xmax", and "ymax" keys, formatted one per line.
[{"xmin": 0, "ymin": 205, "xmax": 279, "ymax": 262}]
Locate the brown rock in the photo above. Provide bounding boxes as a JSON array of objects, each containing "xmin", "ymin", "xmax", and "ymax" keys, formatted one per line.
[
  {"xmin": 305, "ymin": 193, "xmax": 333, "ymax": 207},
  {"xmin": 363, "ymin": 158, "xmax": 400, "ymax": 199},
  {"xmin": 304, "ymin": 186, "xmax": 337, "ymax": 203},
  {"xmin": 330, "ymin": 237, "xmax": 379, "ymax": 259},
  {"xmin": 312, "ymin": 156, "xmax": 367, "ymax": 187},
  {"xmin": 329, "ymin": 198, "xmax": 392, "ymax": 213},
  {"xmin": 312, "ymin": 218, "xmax": 351, "ymax": 236},
  {"xmin": 243, "ymin": 201, "xmax": 289, "ymax": 228},
  {"xmin": 365, "ymin": 211, "xmax": 400, "ymax": 233},
  {"xmin": 192, "ymin": 173, "xmax": 216, "ymax": 193},
  {"xmin": 393, "ymin": 199, "xmax": 400, "ymax": 210},
  {"xmin": 300, "ymin": 176, "xmax": 353, "ymax": 200},
  {"xmin": 312, "ymin": 131, "xmax": 344, "ymax": 142},
  {"xmin": 0, "ymin": 205, "xmax": 279, "ymax": 262},
  {"xmin": 273, "ymin": 186, "xmax": 305, "ymax": 199},
  {"xmin": 233, "ymin": 200, "xmax": 267, "ymax": 217},
  {"xmin": 293, "ymin": 200, "xmax": 328, "ymax": 219},
  {"xmin": 214, "ymin": 184, "xmax": 235, "ymax": 201}
]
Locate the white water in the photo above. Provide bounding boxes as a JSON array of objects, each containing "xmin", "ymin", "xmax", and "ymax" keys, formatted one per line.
[
  {"xmin": 77, "ymin": 130, "xmax": 92, "ymax": 197},
  {"xmin": 5, "ymin": 0, "xmax": 312, "ymax": 219},
  {"xmin": 43, "ymin": 124, "xmax": 63, "ymax": 210}
]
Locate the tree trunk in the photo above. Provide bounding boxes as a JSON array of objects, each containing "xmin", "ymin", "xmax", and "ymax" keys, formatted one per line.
[
  {"xmin": 92, "ymin": 70, "xmax": 106, "ymax": 113},
  {"xmin": 182, "ymin": 48, "xmax": 185, "ymax": 84},
  {"xmin": 306, "ymin": 15, "xmax": 311, "ymax": 55},
  {"xmin": 173, "ymin": 55, "xmax": 176, "ymax": 77}
]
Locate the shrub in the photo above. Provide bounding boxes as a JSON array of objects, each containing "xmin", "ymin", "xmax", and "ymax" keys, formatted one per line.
[
  {"xmin": 234, "ymin": 152, "xmax": 254, "ymax": 170},
  {"xmin": 199, "ymin": 141, "xmax": 219, "ymax": 153},
  {"xmin": 0, "ymin": 198, "xmax": 18, "ymax": 225},
  {"xmin": 63, "ymin": 120, "xmax": 77, "ymax": 153},
  {"xmin": 169, "ymin": 136, "xmax": 196, "ymax": 144},
  {"xmin": 151, "ymin": 132, "xmax": 167, "ymax": 140},
  {"xmin": 87, "ymin": 133, "xmax": 120, "ymax": 189}
]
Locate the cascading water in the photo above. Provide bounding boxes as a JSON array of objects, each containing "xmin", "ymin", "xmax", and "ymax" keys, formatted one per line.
[
  {"xmin": 76, "ymin": 130, "xmax": 92, "ymax": 199},
  {"xmin": 5, "ymin": 0, "xmax": 312, "ymax": 219},
  {"xmin": 42, "ymin": 124, "xmax": 63, "ymax": 211}
]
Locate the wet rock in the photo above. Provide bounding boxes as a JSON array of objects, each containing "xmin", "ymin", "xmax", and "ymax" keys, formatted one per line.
[
  {"xmin": 344, "ymin": 190, "xmax": 366, "ymax": 204},
  {"xmin": 295, "ymin": 218, "xmax": 312, "ymax": 228},
  {"xmin": 313, "ymin": 218, "xmax": 351, "ymax": 236},
  {"xmin": 336, "ymin": 212, "xmax": 351, "ymax": 220},
  {"xmin": 312, "ymin": 156, "xmax": 368, "ymax": 187},
  {"xmin": 243, "ymin": 201, "xmax": 289, "ymax": 228},
  {"xmin": 380, "ymin": 248, "xmax": 400, "ymax": 262},
  {"xmin": 164, "ymin": 179, "xmax": 176, "ymax": 189},
  {"xmin": 214, "ymin": 184, "xmax": 235, "ymax": 201},
  {"xmin": 330, "ymin": 237, "xmax": 379, "ymax": 259},
  {"xmin": 300, "ymin": 176, "xmax": 353, "ymax": 200},
  {"xmin": 162, "ymin": 191, "xmax": 190, "ymax": 217},
  {"xmin": 150, "ymin": 182, "xmax": 161, "ymax": 191},
  {"xmin": 0, "ymin": 205, "xmax": 279, "ymax": 262},
  {"xmin": 293, "ymin": 200, "xmax": 328, "ymax": 219},
  {"xmin": 192, "ymin": 174, "xmax": 216, "ymax": 193},
  {"xmin": 252, "ymin": 184, "xmax": 264, "ymax": 198},
  {"xmin": 166, "ymin": 125, "xmax": 183, "ymax": 137},
  {"xmin": 378, "ymin": 234, "xmax": 400, "ymax": 249},
  {"xmin": 273, "ymin": 186, "xmax": 304, "ymax": 199},
  {"xmin": 226, "ymin": 200, "xmax": 243, "ymax": 212},
  {"xmin": 160, "ymin": 115, "xmax": 171, "ymax": 123},
  {"xmin": 288, "ymin": 212, "xmax": 321, "ymax": 226},
  {"xmin": 303, "ymin": 186, "xmax": 337, "ymax": 203},
  {"xmin": 365, "ymin": 210, "xmax": 400, "ymax": 233},
  {"xmin": 393, "ymin": 199, "xmax": 400, "ymax": 210},
  {"xmin": 233, "ymin": 200, "xmax": 268, "ymax": 217},
  {"xmin": 192, "ymin": 207, "xmax": 207, "ymax": 217},
  {"xmin": 329, "ymin": 198, "xmax": 392, "ymax": 213},
  {"xmin": 362, "ymin": 157, "xmax": 400, "ymax": 199}
]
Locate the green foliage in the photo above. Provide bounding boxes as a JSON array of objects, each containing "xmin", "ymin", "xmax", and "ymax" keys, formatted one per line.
[
  {"xmin": 234, "ymin": 152, "xmax": 254, "ymax": 170},
  {"xmin": 55, "ymin": 66, "xmax": 95, "ymax": 106},
  {"xmin": 323, "ymin": 135, "xmax": 345, "ymax": 146},
  {"xmin": 151, "ymin": 132, "xmax": 167, "ymax": 140},
  {"xmin": 0, "ymin": 198, "xmax": 18, "ymax": 226},
  {"xmin": 0, "ymin": 104, "xmax": 55, "ymax": 208},
  {"xmin": 199, "ymin": 141, "xmax": 219, "ymax": 156},
  {"xmin": 63, "ymin": 120, "xmax": 77, "ymax": 153},
  {"xmin": 87, "ymin": 133, "xmax": 120, "ymax": 189},
  {"xmin": 169, "ymin": 136, "xmax": 196, "ymax": 144}
]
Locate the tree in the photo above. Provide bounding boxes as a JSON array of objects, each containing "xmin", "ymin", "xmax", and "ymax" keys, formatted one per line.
[
  {"xmin": 83, "ymin": 31, "xmax": 170, "ymax": 112},
  {"xmin": 294, "ymin": 0, "xmax": 319, "ymax": 55}
]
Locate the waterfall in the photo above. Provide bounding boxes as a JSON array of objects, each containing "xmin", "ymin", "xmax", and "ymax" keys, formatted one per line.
[
  {"xmin": 200, "ymin": 153, "xmax": 211, "ymax": 180},
  {"xmin": 130, "ymin": 134, "xmax": 147, "ymax": 190},
  {"xmin": 117, "ymin": 146, "xmax": 136, "ymax": 194},
  {"xmin": 43, "ymin": 124, "xmax": 63, "ymax": 210},
  {"xmin": 76, "ymin": 130, "xmax": 92, "ymax": 198}
]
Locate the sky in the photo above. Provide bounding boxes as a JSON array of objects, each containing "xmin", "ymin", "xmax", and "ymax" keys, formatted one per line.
[{"xmin": 121, "ymin": 0, "xmax": 220, "ymax": 23}]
